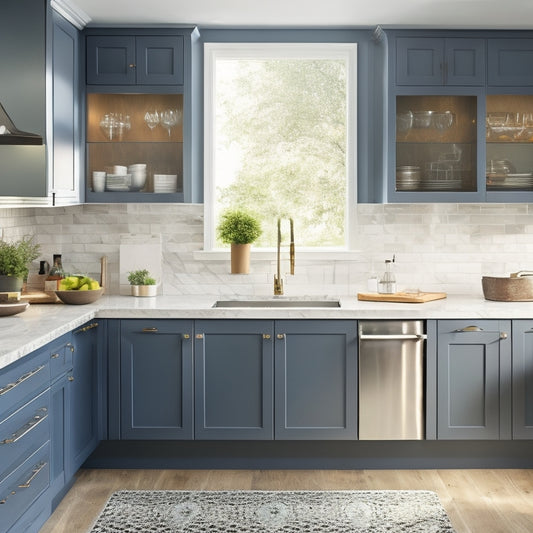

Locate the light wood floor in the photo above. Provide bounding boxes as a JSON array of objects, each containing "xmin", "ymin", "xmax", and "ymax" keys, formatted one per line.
[{"xmin": 40, "ymin": 468, "xmax": 533, "ymax": 533}]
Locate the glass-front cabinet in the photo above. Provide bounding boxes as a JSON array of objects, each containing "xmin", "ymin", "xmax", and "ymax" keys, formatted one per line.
[
  {"xmin": 486, "ymin": 94, "xmax": 533, "ymax": 198},
  {"xmin": 85, "ymin": 93, "xmax": 184, "ymax": 201},
  {"xmin": 395, "ymin": 95, "xmax": 478, "ymax": 195}
]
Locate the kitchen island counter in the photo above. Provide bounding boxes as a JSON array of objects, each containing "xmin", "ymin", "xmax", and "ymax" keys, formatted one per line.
[{"xmin": 0, "ymin": 293, "xmax": 531, "ymax": 370}]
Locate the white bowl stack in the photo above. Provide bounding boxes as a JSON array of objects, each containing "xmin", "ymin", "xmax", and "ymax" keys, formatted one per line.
[
  {"xmin": 153, "ymin": 174, "xmax": 178, "ymax": 193},
  {"xmin": 128, "ymin": 164, "xmax": 147, "ymax": 191}
]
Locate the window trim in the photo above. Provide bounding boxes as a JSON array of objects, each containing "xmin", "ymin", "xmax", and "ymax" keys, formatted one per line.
[{"xmin": 203, "ymin": 41, "xmax": 358, "ymax": 251}]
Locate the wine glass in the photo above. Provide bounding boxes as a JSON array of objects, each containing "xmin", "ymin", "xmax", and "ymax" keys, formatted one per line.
[
  {"xmin": 433, "ymin": 111, "xmax": 454, "ymax": 136},
  {"xmin": 144, "ymin": 110, "xmax": 160, "ymax": 131},
  {"xmin": 160, "ymin": 109, "xmax": 180, "ymax": 137}
]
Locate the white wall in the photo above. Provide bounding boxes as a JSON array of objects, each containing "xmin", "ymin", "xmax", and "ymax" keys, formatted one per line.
[{"xmin": 1, "ymin": 202, "xmax": 532, "ymax": 297}]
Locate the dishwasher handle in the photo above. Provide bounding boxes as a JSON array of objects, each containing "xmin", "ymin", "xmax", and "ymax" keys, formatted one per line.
[{"xmin": 359, "ymin": 333, "xmax": 427, "ymax": 341}]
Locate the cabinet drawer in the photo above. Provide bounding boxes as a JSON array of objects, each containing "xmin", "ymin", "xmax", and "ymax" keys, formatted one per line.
[
  {"xmin": 48, "ymin": 337, "xmax": 74, "ymax": 381},
  {"xmin": 0, "ymin": 390, "xmax": 50, "ymax": 483},
  {"xmin": 0, "ymin": 355, "xmax": 49, "ymax": 420},
  {"xmin": 0, "ymin": 442, "xmax": 50, "ymax": 533}
]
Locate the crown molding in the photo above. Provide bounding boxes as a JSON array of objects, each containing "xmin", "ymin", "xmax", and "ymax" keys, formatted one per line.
[{"xmin": 51, "ymin": 0, "xmax": 91, "ymax": 29}]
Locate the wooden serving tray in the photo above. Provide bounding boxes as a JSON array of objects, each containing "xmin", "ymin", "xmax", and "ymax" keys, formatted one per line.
[{"xmin": 357, "ymin": 291, "xmax": 447, "ymax": 303}]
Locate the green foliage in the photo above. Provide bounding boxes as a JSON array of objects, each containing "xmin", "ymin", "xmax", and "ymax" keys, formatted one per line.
[
  {"xmin": 127, "ymin": 269, "xmax": 157, "ymax": 286},
  {"xmin": 0, "ymin": 236, "xmax": 40, "ymax": 279},
  {"xmin": 216, "ymin": 210, "xmax": 262, "ymax": 245},
  {"xmin": 215, "ymin": 57, "xmax": 346, "ymax": 247}
]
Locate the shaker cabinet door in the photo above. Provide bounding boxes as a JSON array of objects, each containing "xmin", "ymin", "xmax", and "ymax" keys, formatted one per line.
[
  {"xmin": 488, "ymin": 39, "xmax": 533, "ymax": 86},
  {"xmin": 136, "ymin": 35, "xmax": 184, "ymax": 85},
  {"xmin": 86, "ymin": 35, "xmax": 136, "ymax": 85},
  {"xmin": 396, "ymin": 37, "xmax": 444, "ymax": 85}
]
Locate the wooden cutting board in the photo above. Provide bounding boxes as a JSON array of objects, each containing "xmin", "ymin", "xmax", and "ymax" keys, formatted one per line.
[{"xmin": 357, "ymin": 291, "xmax": 447, "ymax": 303}]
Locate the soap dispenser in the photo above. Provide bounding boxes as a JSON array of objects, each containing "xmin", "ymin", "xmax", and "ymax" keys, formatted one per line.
[{"xmin": 378, "ymin": 257, "xmax": 396, "ymax": 294}]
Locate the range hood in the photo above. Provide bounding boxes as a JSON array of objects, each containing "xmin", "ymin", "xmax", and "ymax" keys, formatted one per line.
[{"xmin": 0, "ymin": 102, "xmax": 43, "ymax": 145}]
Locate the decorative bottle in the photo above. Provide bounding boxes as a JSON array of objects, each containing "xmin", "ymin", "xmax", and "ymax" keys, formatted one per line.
[
  {"xmin": 378, "ymin": 259, "xmax": 396, "ymax": 294},
  {"xmin": 44, "ymin": 254, "xmax": 64, "ymax": 291}
]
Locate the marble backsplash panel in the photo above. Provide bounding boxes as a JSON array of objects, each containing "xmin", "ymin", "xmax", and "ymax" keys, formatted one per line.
[{"xmin": 0, "ymin": 202, "xmax": 533, "ymax": 297}]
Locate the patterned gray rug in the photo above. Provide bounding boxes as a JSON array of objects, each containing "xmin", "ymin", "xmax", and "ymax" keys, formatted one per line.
[{"xmin": 90, "ymin": 490, "xmax": 456, "ymax": 532}]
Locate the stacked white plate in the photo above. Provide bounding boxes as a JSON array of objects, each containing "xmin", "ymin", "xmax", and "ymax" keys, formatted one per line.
[
  {"xmin": 153, "ymin": 174, "xmax": 178, "ymax": 193},
  {"xmin": 106, "ymin": 174, "xmax": 131, "ymax": 191}
]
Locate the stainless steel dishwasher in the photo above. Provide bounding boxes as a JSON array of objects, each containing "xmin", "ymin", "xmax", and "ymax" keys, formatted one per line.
[{"xmin": 358, "ymin": 320, "xmax": 426, "ymax": 440}]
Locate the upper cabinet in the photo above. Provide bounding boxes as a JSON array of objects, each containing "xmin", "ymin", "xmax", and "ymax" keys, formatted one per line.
[
  {"xmin": 84, "ymin": 27, "xmax": 200, "ymax": 203},
  {"xmin": 487, "ymin": 39, "xmax": 533, "ymax": 86},
  {"xmin": 396, "ymin": 37, "xmax": 486, "ymax": 86},
  {"xmin": 86, "ymin": 35, "xmax": 184, "ymax": 86},
  {"xmin": 382, "ymin": 30, "xmax": 533, "ymax": 204}
]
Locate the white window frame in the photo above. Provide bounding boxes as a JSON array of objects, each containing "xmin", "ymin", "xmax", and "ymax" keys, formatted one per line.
[{"xmin": 203, "ymin": 42, "xmax": 357, "ymax": 253}]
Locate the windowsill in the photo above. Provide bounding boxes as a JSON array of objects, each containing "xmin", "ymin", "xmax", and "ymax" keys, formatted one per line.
[{"xmin": 193, "ymin": 249, "xmax": 362, "ymax": 262}]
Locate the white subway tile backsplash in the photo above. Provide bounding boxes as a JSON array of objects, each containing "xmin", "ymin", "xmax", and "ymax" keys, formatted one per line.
[{"xmin": 1, "ymin": 202, "xmax": 533, "ymax": 296}]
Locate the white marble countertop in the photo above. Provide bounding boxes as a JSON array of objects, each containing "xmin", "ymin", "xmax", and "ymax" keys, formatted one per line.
[{"xmin": 2, "ymin": 293, "xmax": 533, "ymax": 370}]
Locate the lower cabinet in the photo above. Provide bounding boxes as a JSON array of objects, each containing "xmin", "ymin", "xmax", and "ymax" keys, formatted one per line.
[
  {"xmin": 194, "ymin": 320, "xmax": 274, "ymax": 440},
  {"xmin": 274, "ymin": 320, "xmax": 358, "ymax": 439},
  {"xmin": 436, "ymin": 320, "xmax": 512, "ymax": 440},
  {"xmin": 511, "ymin": 320, "xmax": 533, "ymax": 439},
  {"xmin": 119, "ymin": 320, "xmax": 194, "ymax": 439}
]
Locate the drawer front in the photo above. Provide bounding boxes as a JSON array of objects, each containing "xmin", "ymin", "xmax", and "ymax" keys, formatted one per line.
[
  {"xmin": 49, "ymin": 337, "xmax": 74, "ymax": 381},
  {"xmin": 0, "ymin": 390, "xmax": 50, "ymax": 482},
  {"xmin": 0, "ymin": 354, "xmax": 49, "ymax": 420},
  {"xmin": 0, "ymin": 442, "xmax": 50, "ymax": 533}
]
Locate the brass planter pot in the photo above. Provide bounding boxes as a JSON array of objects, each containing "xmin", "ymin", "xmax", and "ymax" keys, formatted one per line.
[
  {"xmin": 131, "ymin": 284, "xmax": 158, "ymax": 297},
  {"xmin": 230, "ymin": 243, "xmax": 251, "ymax": 274}
]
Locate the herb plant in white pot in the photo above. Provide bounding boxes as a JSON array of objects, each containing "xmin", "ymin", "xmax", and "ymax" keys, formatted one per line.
[{"xmin": 127, "ymin": 269, "xmax": 158, "ymax": 297}]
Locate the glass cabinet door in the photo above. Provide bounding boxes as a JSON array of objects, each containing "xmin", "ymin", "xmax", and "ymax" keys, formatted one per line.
[
  {"xmin": 86, "ymin": 93, "xmax": 183, "ymax": 199},
  {"xmin": 396, "ymin": 95, "xmax": 477, "ymax": 193},
  {"xmin": 486, "ymin": 95, "xmax": 533, "ymax": 192}
]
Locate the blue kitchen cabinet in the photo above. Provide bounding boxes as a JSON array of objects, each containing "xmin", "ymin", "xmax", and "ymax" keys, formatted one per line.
[
  {"xmin": 86, "ymin": 34, "xmax": 184, "ymax": 86},
  {"xmin": 436, "ymin": 320, "xmax": 512, "ymax": 440},
  {"xmin": 119, "ymin": 320, "xmax": 194, "ymax": 440},
  {"xmin": 274, "ymin": 320, "xmax": 358, "ymax": 440},
  {"xmin": 511, "ymin": 320, "xmax": 533, "ymax": 439},
  {"xmin": 50, "ymin": 9, "xmax": 81, "ymax": 205},
  {"xmin": 0, "ymin": 346, "xmax": 51, "ymax": 533},
  {"xmin": 396, "ymin": 37, "xmax": 486, "ymax": 86},
  {"xmin": 488, "ymin": 39, "xmax": 533, "ymax": 86},
  {"xmin": 69, "ymin": 321, "xmax": 102, "ymax": 476},
  {"xmin": 194, "ymin": 320, "xmax": 274, "ymax": 440}
]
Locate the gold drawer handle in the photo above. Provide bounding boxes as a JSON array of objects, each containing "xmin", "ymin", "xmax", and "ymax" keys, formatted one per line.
[
  {"xmin": 1, "ymin": 407, "xmax": 48, "ymax": 445},
  {"xmin": 0, "ymin": 365, "xmax": 45, "ymax": 396},
  {"xmin": 18, "ymin": 461, "xmax": 47, "ymax": 488},
  {"xmin": 142, "ymin": 327, "xmax": 158, "ymax": 333},
  {"xmin": 75, "ymin": 323, "xmax": 99, "ymax": 334},
  {"xmin": 51, "ymin": 353, "xmax": 60, "ymax": 359},
  {"xmin": 263, "ymin": 334, "xmax": 271, "ymax": 339},
  {"xmin": 277, "ymin": 334, "xmax": 285, "ymax": 340},
  {"xmin": 183, "ymin": 334, "xmax": 190, "ymax": 339},
  {"xmin": 196, "ymin": 334, "xmax": 204, "ymax": 339}
]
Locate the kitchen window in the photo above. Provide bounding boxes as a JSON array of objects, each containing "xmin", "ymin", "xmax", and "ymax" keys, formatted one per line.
[{"xmin": 204, "ymin": 42, "xmax": 357, "ymax": 251}]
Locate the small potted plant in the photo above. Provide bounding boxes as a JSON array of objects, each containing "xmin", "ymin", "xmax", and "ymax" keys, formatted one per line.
[
  {"xmin": 0, "ymin": 236, "xmax": 40, "ymax": 292},
  {"xmin": 217, "ymin": 209, "xmax": 262, "ymax": 274},
  {"xmin": 127, "ymin": 269, "xmax": 158, "ymax": 297}
]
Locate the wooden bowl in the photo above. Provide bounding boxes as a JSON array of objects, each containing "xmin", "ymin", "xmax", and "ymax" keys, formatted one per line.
[{"xmin": 55, "ymin": 288, "xmax": 104, "ymax": 305}]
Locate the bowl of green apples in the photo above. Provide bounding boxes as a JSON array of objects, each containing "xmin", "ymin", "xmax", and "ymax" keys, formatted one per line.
[{"xmin": 55, "ymin": 275, "xmax": 104, "ymax": 304}]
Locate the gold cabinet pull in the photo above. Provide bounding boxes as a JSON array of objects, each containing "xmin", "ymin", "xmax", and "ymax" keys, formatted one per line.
[
  {"xmin": 183, "ymin": 334, "xmax": 190, "ymax": 339},
  {"xmin": 263, "ymin": 334, "xmax": 271, "ymax": 339},
  {"xmin": 0, "ymin": 365, "xmax": 45, "ymax": 396},
  {"xmin": 18, "ymin": 461, "xmax": 47, "ymax": 488},
  {"xmin": 50, "ymin": 353, "xmax": 60, "ymax": 359},
  {"xmin": 75, "ymin": 322, "xmax": 99, "ymax": 334},
  {"xmin": 67, "ymin": 342, "xmax": 74, "ymax": 352},
  {"xmin": 1, "ymin": 407, "xmax": 48, "ymax": 445},
  {"xmin": 277, "ymin": 334, "xmax": 285, "ymax": 340},
  {"xmin": 455, "ymin": 325, "xmax": 483, "ymax": 332},
  {"xmin": 68, "ymin": 376, "xmax": 75, "ymax": 382},
  {"xmin": 500, "ymin": 332, "xmax": 508, "ymax": 340},
  {"xmin": 142, "ymin": 327, "xmax": 158, "ymax": 333},
  {"xmin": 196, "ymin": 334, "xmax": 204, "ymax": 339}
]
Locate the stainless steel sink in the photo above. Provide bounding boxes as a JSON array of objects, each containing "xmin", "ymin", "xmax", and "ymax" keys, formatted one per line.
[{"xmin": 213, "ymin": 299, "xmax": 341, "ymax": 308}]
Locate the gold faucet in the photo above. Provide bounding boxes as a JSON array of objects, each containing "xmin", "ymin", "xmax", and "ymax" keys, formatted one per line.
[{"xmin": 274, "ymin": 217, "xmax": 295, "ymax": 295}]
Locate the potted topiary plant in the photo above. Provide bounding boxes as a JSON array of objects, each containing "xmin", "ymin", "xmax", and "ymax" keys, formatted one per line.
[
  {"xmin": 0, "ymin": 236, "xmax": 40, "ymax": 292},
  {"xmin": 127, "ymin": 269, "xmax": 158, "ymax": 297},
  {"xmin": 217, "ymin": 209, "xmax": 262, "ymax": 274}
]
